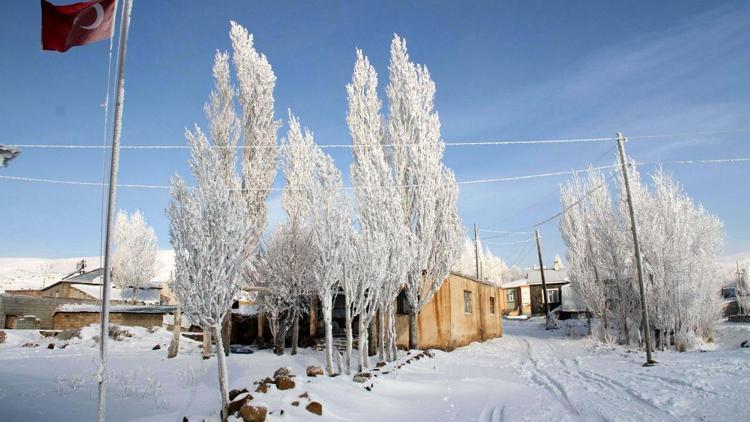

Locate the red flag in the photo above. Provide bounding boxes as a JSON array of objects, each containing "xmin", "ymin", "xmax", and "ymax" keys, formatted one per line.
[{"xmin": 41, "ymin": 0, "xmax": 116, "ymax": 52}]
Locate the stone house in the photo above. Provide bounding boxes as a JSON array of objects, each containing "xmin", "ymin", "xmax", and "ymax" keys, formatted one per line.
[
  {"xmin": 1, "ymin": 267, "xmax": 163, "ymax": 330},
  {"xmin": 52, "ymin": 304, "xmax": 176, "ymax": 330},
  {"xmin": 501, "ymin": 261, "xmax": 569, "ymax": 316}
]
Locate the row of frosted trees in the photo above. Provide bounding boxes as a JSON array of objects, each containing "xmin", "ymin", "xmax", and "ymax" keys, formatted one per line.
[
  {"xmin": 166, "ymin": 23, "xmax": 463, "ymax": 416},
  {"xmin": 559, "ymin": 163, "xmax": 723, "ymax": 352}
]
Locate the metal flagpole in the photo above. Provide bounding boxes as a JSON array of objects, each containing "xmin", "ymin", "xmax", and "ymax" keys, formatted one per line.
[{"xmin": 98, "ymin": 0, "xmax": 134, "ymax": 420}]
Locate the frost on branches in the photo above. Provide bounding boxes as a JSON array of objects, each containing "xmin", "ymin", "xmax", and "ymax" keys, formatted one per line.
[
  {"xmin": 347, "ymin": 49, "xmax": 410, "ymax": 363},
  {"xmin": 166, "ymin": 22, "xmax": 278, "ymax": 417},
  {"xmin": 251, "ymin": 222, "xmax": 313, "ymax": 355},
  {"xmin": 112, "ymin": 209, "xmax": 157, "ymax": 302},
  {"xmin": 386, "ymin": 35, "xmax": 463, "ymax": 349},
  {"xmin": 283, "ymin": 113, "xmax": 349, "ymax": 374},
  {"xmin": 560, "ymin": 162, "xmax": 724, "ymax": 351},
  {"xmin": 453, "ymin": 238, "xmax": 523, "ymax": 284}
]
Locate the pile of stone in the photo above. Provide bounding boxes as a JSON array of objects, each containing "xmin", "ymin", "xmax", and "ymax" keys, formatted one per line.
[{"xmin": 222, "ymin": 366, "xmax": 325, "ymax": 421}]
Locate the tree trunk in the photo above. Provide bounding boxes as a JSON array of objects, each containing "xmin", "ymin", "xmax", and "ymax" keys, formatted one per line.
[
  {"xmin": 358, "ymin": 316, "xmax": 368, "ymax": 371},
  {"xmin": 408, "ymin": 306, "xmax": 418, "ymax": 350},
  {"xmin": 377, "ymin": 305, "xmax": 386, "ymax": 363},
  {"xmin": 368, "ymin": 317, "xmax": 377, "ymax": 357},
  {"xmin": 388, "ymin": 304, "xmax": 398, "ymax": 361},
  {"xmin": 291, "ymin": 313, "xmax": 299, "ymax": 356},
  {"xmin": 221, "ymin": 311, "xmax": 231, "ymax": 357},
  {"xmin": 322, "ymin": 298, "xmax": 334, "ymax": 375},
  {"xmin": 213, "ymin": 325, "xmax": 230, "ymax": 422},
  {"xmin": 344, "ymin": 303, "xmax": 353, "ymax": 375},
  {"xmin": 167, "ymin": 307, "xmax": 181, "ymax": 359},
  {"xmin": 202, "ymin": 329, "xmax": 212, "ymax": 360}
]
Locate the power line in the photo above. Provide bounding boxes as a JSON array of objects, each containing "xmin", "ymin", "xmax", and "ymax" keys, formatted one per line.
[
  {"xmin": 0, "ymin": 164, "xmax": 621, "ymax": 191},
  {"xmin": 8, "ymin": 128, "xmax": 750, "ymax": 151},
  {"xmin": 481, "ymin": 238, "xmax": 536, "ymax": 246},
  {"xmin": 1, "ymin": 156, "xmax": 747, "ymax": 191}
]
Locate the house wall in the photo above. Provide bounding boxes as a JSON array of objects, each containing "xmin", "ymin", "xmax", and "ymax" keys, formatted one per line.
[
  {"xmin": 40, "ymin": 283, "xmax": 97, "ymax": 301},
  {"xmin": 53, "ymin": 312, "xmax": 164, "ymax": 330},
  {"xmin": 395, "ymin": 273, "xmax": 503, "ymax": 351},
  {"xmin": 448, "ymin": 275, "xmax": 502, "ymax": 349},
  {"xmin": 0, "ymin": 294, "xmax": 98, "ymax": 329},
  {"xmin": 394, "ymin": 276, "xmax": 452, "ymax": 350},
  {"xmin": 530, "ymin": 283, "xmax": 566, "ymax": 314}
]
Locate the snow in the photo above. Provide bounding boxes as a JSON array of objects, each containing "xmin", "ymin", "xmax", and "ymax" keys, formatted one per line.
[
  {"xmin": 231, "ymin": 303, "xmax": 258, "ymax": 316},
  {"xmin": 56, "ymin": 304, "xmax": 175, "ymax": 314},
  {"xmin": 1, "ymin": 319, "xmax": 749, "ymax": 421}
]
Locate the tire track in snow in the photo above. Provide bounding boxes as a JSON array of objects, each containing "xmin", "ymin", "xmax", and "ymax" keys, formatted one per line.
[
  {"xmin": 518, "ymin": 338, "xmax": 581, "ymax": 417},
  {"xmin": 560, "ymin": 359, "xmax": 676, "ymax": 421}
]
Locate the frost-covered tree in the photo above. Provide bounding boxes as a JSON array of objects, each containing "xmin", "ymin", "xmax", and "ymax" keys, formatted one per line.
[
  {"xmin": 560, "ymin": 160, "xmax": 724, "ymax": 351},
  {"xmin": 230, "ymin": 22, "xmax": 281, "ymax": 248},
  {"xmin": 638, "ymin": 168, "xmax": 723, "ymax": 350},
  {"xmin": 283, "ymin": 113, "xmax": 349, "ymax": 374},
  {"xmin": 453, "ymin": 238, "xmax": 516, "ymax": 285},
  {"xmin": 386, "ymin": 35, "xmax": 463, "ymax": 349},
  {"xmin": 251, "ymin": 223, "xmax": 312, "ymax": 354},
  {"xmin": 167, "ymin": 23, "xmax": 277, "ymax": 418},
  {"xmin": 112, "ymin": 209, "xmax": 157, "ymax": 302},
  {"xmin": 347, "ymin": 49, "xmax": 411, "ymax": 362}
]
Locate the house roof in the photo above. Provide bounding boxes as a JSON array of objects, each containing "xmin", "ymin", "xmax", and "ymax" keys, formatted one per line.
[
  {"xmin": 501, "ymin": 268, "xmax": 570, "ymax": 289},
  {"xmin": 72, "ymin": 284, "xmax": 162, "ymax": 304},
  {"xmin": 55, "ymin": 304, "xmax": 176, "ymax": 314},
  {"xmin": 62, "ymin": 267, "xmax": 103, "ymax": 283},
  {"xmin": 449, "ymin": 271, "xmax": 502, "ymax": 287}
]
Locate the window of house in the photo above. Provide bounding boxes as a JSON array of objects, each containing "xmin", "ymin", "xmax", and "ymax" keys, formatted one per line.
[
  {"xmin": 396, "ymin": 290, "xmax": 409, "ymax": 315},
  {"xmin": 546, "ymin": 288, "xmax": 560, "ymax": 303},
  {"xmin": 463, "ymin": 290, "xmax": 473, "ymax": 314},
  {"xmin": 506, "ymin": 289, "xmax": 515, "ymax": 303},
  {"xmin": 489, "ymin": 297, "xmax": 496, "ymax": 315}
]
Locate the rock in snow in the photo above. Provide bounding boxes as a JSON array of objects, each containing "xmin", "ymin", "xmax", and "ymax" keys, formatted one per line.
[
  {"xmin": 305, "ymin": 401, "xmax": 323, "ymax": 416},
  {"xmin": 306, "ymin": 365, "xmax": 324, "ymax": 377}
]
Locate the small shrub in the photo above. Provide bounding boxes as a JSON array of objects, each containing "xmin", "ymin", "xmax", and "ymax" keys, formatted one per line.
[
  {"xmin": 109, "ymin": 325, "xmax": 133, "ymax": 341},
  {"xmin": 57, "ymin": 328, "xmax": 81, "ymax": 341}
]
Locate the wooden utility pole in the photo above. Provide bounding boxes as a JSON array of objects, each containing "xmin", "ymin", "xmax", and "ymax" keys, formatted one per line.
[
  {"xmin": 534, "ymin": 228, "xmax": 550, "ymax": 321},
  {"xmin": 616, "ymin": 132, "xmax": 656, "ymax": 366},
  {"xmin": 473, "ymin": 224, "xmax": 481, "ymax": 279}
]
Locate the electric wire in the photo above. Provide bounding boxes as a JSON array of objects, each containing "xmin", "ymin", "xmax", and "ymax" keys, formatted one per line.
[{"xmin": 8, "ymin": 128, "xmax": 750, "ymax": 150}]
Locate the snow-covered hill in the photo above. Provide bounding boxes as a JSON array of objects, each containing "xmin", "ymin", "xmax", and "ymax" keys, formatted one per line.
[{"xmin": 0, "ymin": 250, "xmax": 175, "ymax": 293}]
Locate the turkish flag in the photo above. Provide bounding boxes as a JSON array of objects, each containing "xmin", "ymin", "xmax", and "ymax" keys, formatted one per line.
[{"xmin": 41, "ymin": 0, "xmax": 116, "ymax": 52}]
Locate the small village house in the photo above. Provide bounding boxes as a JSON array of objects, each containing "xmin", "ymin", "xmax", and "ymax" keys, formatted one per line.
[
  {"xmin": 1, "ymin": 261, "xmax": 165, "ymax": 330},
  {"xmin": 303, "ymin": 271, "xmax": 504, "ymax": 352},
  {"xmin": 501, "ymin": 257, "xmax": 569, "ymax": 316}
]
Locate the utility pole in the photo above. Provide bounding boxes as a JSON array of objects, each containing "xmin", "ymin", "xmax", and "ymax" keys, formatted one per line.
[
  {"xmin": 616, "ymin": 132, "xmax": 656, "ymax": 366},
  {"xmin": 473, "ymin": 224, "xmax": 481, "ymax": 279},
  {"xmin": 737, "ymin": 261, "xmax": 746, "ymax": 315},
  {"xmin": 534, "ymin": 228, "xmax": 550, "ymax": 322},
  {"xmin": 99, "ymin": 0, "xmax": 134, "ymax": 420}
]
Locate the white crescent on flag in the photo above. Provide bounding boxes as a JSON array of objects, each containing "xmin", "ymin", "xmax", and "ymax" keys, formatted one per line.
[{"xmin": 79, "ymin": 3, "xmax": 104, "ymax": 30}]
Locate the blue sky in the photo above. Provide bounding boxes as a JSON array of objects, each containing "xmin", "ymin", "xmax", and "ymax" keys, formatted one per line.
[{"xmin": 1, "ymin": 0, "xmax": 748, "ymax": 267}]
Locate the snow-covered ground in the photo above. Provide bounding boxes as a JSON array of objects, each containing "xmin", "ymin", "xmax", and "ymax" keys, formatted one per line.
[{"xmin": 0, "ymin": 319, "xmax": 748, "ymax": 421}]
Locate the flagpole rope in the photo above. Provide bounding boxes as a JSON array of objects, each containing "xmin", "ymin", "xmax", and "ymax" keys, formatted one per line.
[{"xmin": 97, "ymin": 0, "xmax": 120, "ymax": 269}]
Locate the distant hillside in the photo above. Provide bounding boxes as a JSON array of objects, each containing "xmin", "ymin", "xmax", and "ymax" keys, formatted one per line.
[{"xmin": 0, "ymin": 250, "xmax": 175, "ymax": 293}]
